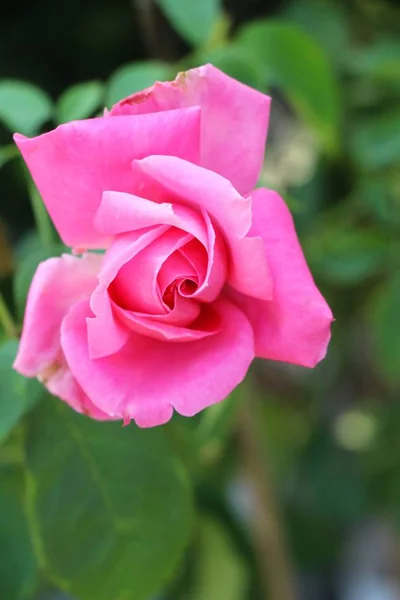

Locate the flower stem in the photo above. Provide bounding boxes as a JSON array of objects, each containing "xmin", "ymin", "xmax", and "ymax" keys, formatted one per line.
[
  {"xmin": 0, "ymin": 293, "xmax": 17, "ymax": 338},
  {"xmin": 28, "ymin": 179, "xmax": 55, "ymax": 249},
  {"xmin": 239, "ymin": 386, "xmax": 297, "ymax": 600}
]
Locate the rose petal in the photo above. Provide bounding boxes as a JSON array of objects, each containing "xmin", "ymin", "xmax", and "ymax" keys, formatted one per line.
[
  {"xmin": 110, "ymin": 64, "xmax": 270, "ymax": 195},
  {"xmin": 14, "ymin": 253, "xmax": 101, "ymax": 377},
  {"xmin": 87, "ymin": 226, "xmax": 167, "ymax": 359},
  {"xmin": 113, "ymin": 302, "xmax": 219, "ymax": 342},
  {"xmin": 132, "ymin": 156, "xmax": 273, "ymax": 300},
  {"xmin": 61, "ymin": 298, "xmax": 255, "ymax": 426},
  {"xmin": 115, "ymin": 292, "xmax": 201, "ymax": 328},
  {"xmin": 230, "ymin": 188, "xmax": 333, "ymax": 367},
  {"xmin": 95, "ymin": 191, "xmax": 227, "ymax": 302},
  {"xmin": 110, "ymin": 228, "xmax": 192, "ymax": 313},
  {"xmin": 190, "ymin": 211, "xmax": 227, "ymax": 303},
  {"xmin": 45, "ymin": 364, "xmax": 112, "ymax": 421},
  {"xmin": 157, "ymin": 250, "xmax": 199, "ymax": 297},
  {"xmin": 95, "ymin": 191, "xmax": 209, "ymax": 245},
  {"xmin": 14, "ymin": 107, "xmax": 201, "ymax": 248},
  {"xmin": 94, "ymin": 192, "xmax": 179, "ymax": 236}
]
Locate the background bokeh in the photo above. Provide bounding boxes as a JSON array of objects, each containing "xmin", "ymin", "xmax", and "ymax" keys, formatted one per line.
[{"xmin": 1, "ymin": 0, "xmax": 399, "ymax": 599}]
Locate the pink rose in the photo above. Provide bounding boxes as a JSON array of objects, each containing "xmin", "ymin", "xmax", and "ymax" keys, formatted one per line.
[{"xmin": 14, "ymin": 65, "xmax": 333, "ymax": 427}]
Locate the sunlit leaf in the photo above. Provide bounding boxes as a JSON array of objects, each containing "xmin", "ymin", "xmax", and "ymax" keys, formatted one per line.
[
  {"xmin": 56, "ymin": 81, "xmax": 104, "ymax": 123},
  {"xmin": 0, "ymin": 81, "xmax": 53, "ymax": 135},
  {"xmin": 190, "ymin": 516, "xmax": 249, "ymax": 600}
]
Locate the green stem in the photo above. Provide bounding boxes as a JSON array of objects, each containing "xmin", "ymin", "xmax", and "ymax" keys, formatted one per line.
[
  {"xmin": 239, "ymin": 386, "xmax": 297, "ymax": 600},
  {"xmin": 21, "ymin": 161, "xmax": 55, "ymax": 249},
  {"xmin": 28, "ymin": 179, "xmax": 55, "ymax": 248},
  {"xmin": 0, "ymin": 294, "xmax": 17, "ymax": 338}
]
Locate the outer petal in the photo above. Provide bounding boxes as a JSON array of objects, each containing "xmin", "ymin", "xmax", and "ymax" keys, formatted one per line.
[
  {"xmin": 131, "ymin": 155, "xmax": 273, "ymax": 300},
  {"xmin": 45, "ymin": 364, "xmax": 112, "ymax": 421},
  {"xmin": 61, "ymin": 298, "xmax": 255, "ymax": 426},
  {"xmin": 230, "ymin": 188, "xmax": 333, "ymax": 367},
  {"xmin": 110, "ymin": 64, "xmax": 270, "ymax": 195},
  {"xmin": 14, "ymin": 107, "xmax": 201, "ymax": 248},
  {"xmin": 14, "ymin": 253, "xmax": 101, "ymax": 377}
]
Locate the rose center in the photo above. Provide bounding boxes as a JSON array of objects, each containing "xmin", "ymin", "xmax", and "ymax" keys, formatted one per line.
[{"xmin": 162, "ymin": 277, "xmax": 198, "ymax": 309}]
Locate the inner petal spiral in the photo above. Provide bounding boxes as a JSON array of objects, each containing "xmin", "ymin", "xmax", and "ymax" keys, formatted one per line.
[{"xmin": 109, "ymin": 227, "xmax": 194, "ymax": 315}]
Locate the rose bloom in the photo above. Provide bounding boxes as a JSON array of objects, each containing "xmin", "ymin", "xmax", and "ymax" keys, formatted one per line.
[{"xmin": 13, "ymin": 65, "xmax": 333, "ymax": 427}]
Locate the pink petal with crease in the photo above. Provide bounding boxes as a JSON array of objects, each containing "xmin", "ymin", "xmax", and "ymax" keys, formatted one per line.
[
  {"xmin": 61, "ymin": 298, "xmax": 255, "ymax": 426},
  {"xmin": 229, "ymin": 188, "xmax": 333, "ymax": 367},
  {"xmin": 131, "ymin": 156, "xmax": 272, "ymax": 300},
  {"xmin": 110, "ymin": 228, "xmax": 192, "ymax": 313},
  {"xmin": 110, "ymin": 64, "xmax": 270, "ymax": 195},
  {"xmin": 14, "ymin": 253, "xmax": 101, "ymax": 377},
  {"xmin": 95, "ymin": 191, "xmax": 227, "ymax": 302},
  {"xmin": 113, "ymin": 302, "xmax": 219, "ymax": 342},
  {"xmin": 14, "ymin": 107, "xmax": 201, "ymax": 248},
  {"xmin": 46, "ymin": 364, "xmax": 112, "ymax": 421},
  {"xmin": 87, "ymin": 226, "xmax": 167, "ymax": 359},
  {"xmin": 114, "ymin": 291, "xmax": 201, "ymax": 329}
]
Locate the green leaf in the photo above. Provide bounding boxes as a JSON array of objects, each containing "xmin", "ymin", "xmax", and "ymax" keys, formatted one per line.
[
  {"xmin": 0, "ymin": 81, "xmax": 53, "ymax": 136},
  {"xmin": 106, "ymin": 62, "xmax": 172, "ymax": 107},
  {"xmin": 348, "ymin": 38, "xmax": 400, "ymax": 83},
  {"xmin": 24, "ymin": 401, "xmax": 193, "ymax": 600},
  {"xmin": 0, "ymin": 468, "xmax": 37, "ymax": 599},
  {"xmin": 286, "ymin": 508, "xmax": 343, "ymax": 569},
  {"xmin": 195, "ymin": 45, "xmax": 265, "ymax": 91},
  {"xmin": 13, "ymin": 244, "xmax": 67, "ymax": 318},
  {"xmin": 197, "ymin": 385, "xmax": 243, "ymax": 466},
  {"xmin": 292, "ymin": 429, "xmax": 368, "ymax": 523},
  {"xmin": 190, "ymin": 516, "xmax": 249, "ymax": 600},
  {"xmin": 237, "ymin": 20, "xmax": 340, "ymax": 152},
  {"xmin": 15, "ymin": 230, "xmax": 45, "ymax": 262},
  {"xmin": 356, "ymin": 176, "xmax": 400, "ymax": 228},
  {"xmin": 283, "ymin": 0, "xmax": 349, "ymax": 65},
  {"xmin": 261, "ymin": 398, "xmax": 311, "ymax": 480},
  {"xmin": 56, "ymin": 81, "xmax": 104, "ymax": 124},
  {"xmin": 305, "ymin": 229, "xmax": 389, "ymax": 286},
  {"xmin": 370, "ymin": 273, "xmax": 400, "ymax": 388},
  {"xmin": 0, "ymin": 145, "xmax": 19, "ymax": 169},
  {"xmin": 351, "ymin": 111, "xmax": 400, "ymax": 171},
  {"xmin": 0, "ymin": 340, "xmax": 42, "ymax": 444},
  {"xmin": 26, "ymin": 177, "xmax": 58, "ymax": 249},
  {"xmin": 156, "ymin": 0, "xmax": 220, "ymax": 46}
]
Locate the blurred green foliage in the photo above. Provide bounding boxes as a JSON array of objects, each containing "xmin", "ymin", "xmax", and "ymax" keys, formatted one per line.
[{"xmin": 0, "ymin": 0, "xmax": 399, "ymax": 598}]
